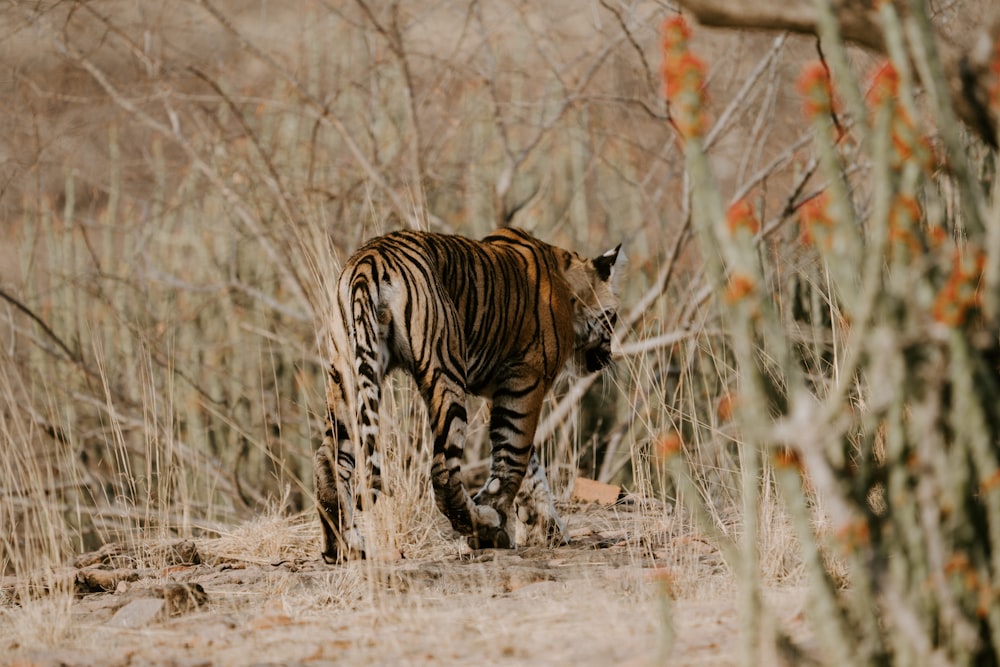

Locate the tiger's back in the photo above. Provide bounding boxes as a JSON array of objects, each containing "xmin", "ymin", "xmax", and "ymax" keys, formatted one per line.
[{"xmin": 315, "ymin": 227, "xmax": 621, "ymax": 562}]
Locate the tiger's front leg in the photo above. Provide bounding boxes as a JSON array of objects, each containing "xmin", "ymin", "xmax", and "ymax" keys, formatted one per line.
[
  {"xmin": 471, "ymin": 375, "xmax": 548, "ymax": 549},
  {"xmin": 514, "ymin": 449, "xmax": 568, "ymax": 546}
]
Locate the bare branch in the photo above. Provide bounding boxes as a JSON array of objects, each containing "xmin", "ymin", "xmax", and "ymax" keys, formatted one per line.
[
  {"xmin": 352, "ymin": 0, "xmax": 429, "ymax": 214},
  {"xmin": 192, "ymin": 0, "xmax": 435, "ymax": 228},
  {"xmin": 675, "ymin": 0, "xmax": 883, "ymax": 50},
  {"xmin": 676, "ymin": 0, "xmax": 1000, "ymax": 146},
  {"xmin": 0, "ymin": 286, "xmax": 79, "ymax": 364}
]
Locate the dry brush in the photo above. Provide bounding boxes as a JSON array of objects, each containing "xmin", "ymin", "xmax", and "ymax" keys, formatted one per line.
[{"xmin": 660, "ymin": 2, "xmax": 1000, "ymax": 664}]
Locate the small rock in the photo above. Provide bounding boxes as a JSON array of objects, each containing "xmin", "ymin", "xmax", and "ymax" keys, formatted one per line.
[
  {"xmin": 107, "ymin": 598, "xmax": 166, "ymax": 628},
  {"xmin": 75, "ymin": 567, "xmax": 139, "ymax": 594},
  {"xmin": 154, "ymin": 583, "xmax": 208, "ymax": 615},
  {"xmin": 505, "ymin": 568, "xmax": 555, "ymax": 592},
  {"xmin": 156, "ymin": 540, "xmax": 201, "ymax": 566},
  {"xmin": 74, "ymin": 543, "xmax": 125, "ymax": 569}
]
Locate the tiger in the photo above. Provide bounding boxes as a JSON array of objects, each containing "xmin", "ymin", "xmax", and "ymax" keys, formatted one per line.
[{"xmin": 314, "ymin": 227, "xmax": 622, "ymax": 563}]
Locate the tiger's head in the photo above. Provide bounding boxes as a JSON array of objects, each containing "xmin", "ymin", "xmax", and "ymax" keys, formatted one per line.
[{"xmin": 562, "ymin": 244, "xmax": 623, "ymax": 375}]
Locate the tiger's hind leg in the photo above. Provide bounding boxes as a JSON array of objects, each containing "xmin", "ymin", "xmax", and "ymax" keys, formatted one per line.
[
  {"xmin": 514, "ymin": 450, "xmax": 568, "ymax": 546},
  {"xmin": 417, "ymin": 363, "xmax": 508, "ymax": 548},
  {"xmin": 402, "ymin": 294, "xmax": 506, "ymax": 548},
  {"xmin": 315, "ymin": 364, "xmax": 367, "ymax": 563}
]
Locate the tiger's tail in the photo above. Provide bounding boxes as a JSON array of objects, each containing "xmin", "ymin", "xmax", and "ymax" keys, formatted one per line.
[
  {"xmin": 346, "ymin": 267, "xmax": 385, "ymax": 498},
  {"xmin": 315, "ymin": 263, "xmax": 385, "ymax": 562}
]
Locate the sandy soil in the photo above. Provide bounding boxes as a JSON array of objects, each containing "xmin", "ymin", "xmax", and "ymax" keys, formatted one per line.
[{"xmin": 1, "ymin": 502, "xmax": 810, "ymax": 667}]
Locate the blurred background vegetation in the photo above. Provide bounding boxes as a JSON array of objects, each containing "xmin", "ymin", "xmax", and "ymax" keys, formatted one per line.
[
  {"xmin": 4, "ymin": 0, "xmax": 1000, "ymax": 661},
  {"xmin": 1, "ymin": 0, "xmax": 707, "ymax": 564}
]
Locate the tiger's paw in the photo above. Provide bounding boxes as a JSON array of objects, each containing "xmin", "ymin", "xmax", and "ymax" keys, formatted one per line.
[
  {"xmin": 354, "ymin": 487, "xmax": 383, "ymax": 510},
  {"xmin": 320, "ymin": 527, "xmax": 367, "ymax": 564},
  {"xmin": 468, "ymin": 505, "xmax": 515, "ymax": 550},
  {"xmin": 468, "ymin": 524, "xmax": 514, "ymax": 550},
  {"xmin": 516, "ymin": 499, "xmax": 568, "ymax": 547},
  {"xmin": 515, "ymin": 489, "xmax": 569, "ymax": 546}
]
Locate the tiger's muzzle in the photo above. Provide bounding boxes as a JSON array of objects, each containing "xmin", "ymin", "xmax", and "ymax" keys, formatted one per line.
[{"xmin": 579, "ymin": 309, "xmax": 617, "ymax": 373}]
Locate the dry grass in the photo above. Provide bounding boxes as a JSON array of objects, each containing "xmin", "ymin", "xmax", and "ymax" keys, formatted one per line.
[
  {"xmin": 1, "ymin": 499, "xmax": 804, "ymax": 667},
  {"xmin": 0, "ymin": 0, "xmax": 816, "ymax": 664},
  {"xmin": 12, "ymin": 0, "xmax": 992, "ymax": 664}
]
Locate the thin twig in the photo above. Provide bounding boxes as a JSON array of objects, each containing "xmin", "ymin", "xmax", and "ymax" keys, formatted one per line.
[{"xmin": 0, "ymin": 286, "xmax": 79, "ymax": 364}]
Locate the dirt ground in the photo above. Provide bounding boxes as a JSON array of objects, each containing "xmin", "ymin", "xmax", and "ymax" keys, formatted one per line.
[{"xmin": 1, "ymin": 501, "xmax": 810, "ymax": 667}]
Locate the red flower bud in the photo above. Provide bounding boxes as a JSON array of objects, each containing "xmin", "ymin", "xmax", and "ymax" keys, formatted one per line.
[
  {"xmin": 797, "ymin": 61, "xmax": 834, "ymax": 118},
  {"xmin": 725, "ymin": 200, "xmax": 760, "ymax": 236}
]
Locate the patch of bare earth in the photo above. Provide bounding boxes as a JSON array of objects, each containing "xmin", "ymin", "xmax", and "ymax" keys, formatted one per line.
[{"xmin": 1, "ymin": 501, "xmax": 809, "ymax": 666}]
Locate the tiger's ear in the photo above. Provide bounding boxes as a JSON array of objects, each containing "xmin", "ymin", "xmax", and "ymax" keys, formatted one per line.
[{"xmin": 593, "ymin": 244, "xmax": 623, "ymax": 282}]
